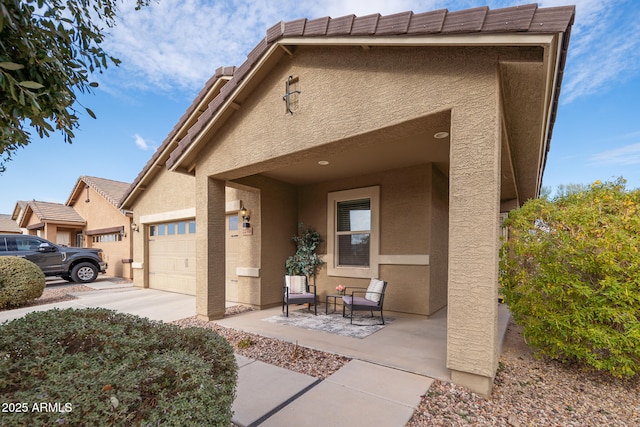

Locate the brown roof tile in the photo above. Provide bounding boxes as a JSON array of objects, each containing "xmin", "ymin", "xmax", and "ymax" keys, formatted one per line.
[
  {"xmin": 0, "ymin": 214, "xmax": 21, "ymax": 233},
  {"xmin": 407, "ymin": 9, "xmax": 447, "ymax": 34},
  {"xmin": 441, "ymin": 6, "xmax": 488, "ymax": 33},
  {"xmin": 27, "ymin": 201, "xmax": 85, "ymax": 224},
  {"xmin": 482, "ymin": 4, "xmax": 537, "ymax": 32},
  {"xmin": 79, "ymin": 176, "xmax": 131, "ymax": 208},
  {"xmin": 376, "ymin": 11, "xmax": 413, "ymax": 35},
  {"xmin": 351, "ymin": 13, "xmax": 380, "ymax": 35},
  {"xmin": 283, "ymin": 18, "xmax": 306, "ymax": 37},
  {"xmin": 326, "ymin": 14, "xmax": 355, "ymax": 36}
]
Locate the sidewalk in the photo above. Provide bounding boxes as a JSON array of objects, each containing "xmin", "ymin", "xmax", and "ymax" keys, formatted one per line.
[{"xmin": 0, "ymin": 280, "xmax": 436, "ymax": 427}]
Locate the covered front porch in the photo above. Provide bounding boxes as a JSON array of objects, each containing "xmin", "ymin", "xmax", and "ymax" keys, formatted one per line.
[{"xmin": 215, "ymin": 303, "xmax": 511, "ymax": 383}]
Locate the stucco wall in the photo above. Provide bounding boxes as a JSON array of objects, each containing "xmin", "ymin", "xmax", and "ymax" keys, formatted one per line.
[
  {"xmin": 232, "ymin": 175, "xmax": 298, "ymax": 308},
  {"xmin": 296, "ymin": 164, "xmax": 434, "ymax": 316}
]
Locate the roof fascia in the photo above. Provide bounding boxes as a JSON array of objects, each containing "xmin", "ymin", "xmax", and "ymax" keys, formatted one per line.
[
  {"xmin": 168, "ymin": 33, "xmax": 557, "ymax": 172},
  {"xmin": 279, "ymin": 33, "xmax": 556, "ymax": 48},
  {"xmin": 537, "ymin": 31, "xmax": 565, "ymax": 194},
  {"xmin": 17, "ymin": 204, "xmax": 37, "ymax": 228},
  {"xmin": 168, "ymin": 43, "xmax": 285, "ymax": 173},
  {"xmin": 65, "ymin": 177, "xmax": 86, "ymax": 206},
  {"xmin": 119, "ymin": 75, "xmax": 232, "ymax": 209}
]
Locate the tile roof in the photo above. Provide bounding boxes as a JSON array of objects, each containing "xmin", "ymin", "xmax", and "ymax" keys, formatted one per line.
[
  {"xmin": 26, "ymin": 201, "xmax": 85, "ymax": 224},
  {"xmin": 70, "ymin": 176, "xmax": 131, "ymax": 209},
  {"xmin": 0, "ymin": 214, "xmax": 21, "ymax": 233},
  {"xmin": 120, "ymin": 3, "xmax": 575, "ymax": 205}
]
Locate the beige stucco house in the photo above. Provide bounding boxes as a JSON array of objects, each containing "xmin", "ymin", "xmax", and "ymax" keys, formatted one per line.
[
  {"xmin": 120, "ymin": 4, "xmax": 575, "ymax": 395},
  {"xmin": 14, "ymin": 176, "xmax": 133, "ymax": 278}
]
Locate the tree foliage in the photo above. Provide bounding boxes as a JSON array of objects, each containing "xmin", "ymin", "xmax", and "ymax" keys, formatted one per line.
[
  {"xmin": 500, "ymin": 178, "xmax": 640, "ymax": 377},
  {"xmin": 0, "ymin": 0, "xmax": 149, "ymax": 171}
]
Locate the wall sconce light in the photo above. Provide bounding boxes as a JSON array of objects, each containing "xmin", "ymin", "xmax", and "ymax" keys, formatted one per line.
[
  {"xmin": 240, "ymin": 205, "xmax": 250, "ymax": 228},
  {"xmin": 131, "ymin": 223, "xmax": 139, "ymax": 232}
]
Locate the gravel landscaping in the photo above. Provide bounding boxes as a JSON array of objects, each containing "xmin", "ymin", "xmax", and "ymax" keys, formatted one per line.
[
  {"xmin": 0, "ymin": 283, "xmax": 94, "ymax": 311},
  {"xmin": 8, "ymin": 286, "xmax": 639, "ymax": 425}
]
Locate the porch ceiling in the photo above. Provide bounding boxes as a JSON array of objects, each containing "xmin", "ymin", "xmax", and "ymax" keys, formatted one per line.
[{"xmin": 260, "ymin": 111, "xmax": 451, "ymax": 186}]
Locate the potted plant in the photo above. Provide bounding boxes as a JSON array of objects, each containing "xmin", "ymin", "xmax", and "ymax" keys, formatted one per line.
[{"xmin": 285, "ymin": 223, "xmax": 324, "ymax": 282}]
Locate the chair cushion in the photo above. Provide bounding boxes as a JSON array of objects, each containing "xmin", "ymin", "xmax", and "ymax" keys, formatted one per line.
[
  {"xmin": 286, "ymin": 275, "xmax": 306, "ymax": 294},
  {"xmin": 287, "ymin": 292, "xmax": 315, "ymax": 302},
  {"xmin": 365, "ymin": 278, "xmax": 385, "ymax": 303},
  {"xmin": 342, "ymin": 296, "xmax": 378, "ymax": 307}
]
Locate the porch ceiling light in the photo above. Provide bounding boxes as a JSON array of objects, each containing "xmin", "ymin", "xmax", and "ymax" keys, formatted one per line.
[
  {"xmin": 318, "ymin": 160, "xmax": 329, "ymax": 165},
  {"xmin": 434, "ymin": 131, "xmax": 449, "ymax": 139}
]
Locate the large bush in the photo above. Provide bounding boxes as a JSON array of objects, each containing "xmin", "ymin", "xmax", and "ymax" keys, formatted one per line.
[
  {"xmin": 500, "ymin": 178, "xmax": 640, "ymax": 377},
  {"xmin": 0, "ymin": 256, "xmax": 45, "ymax": 309},
  {"xmin": 0, "ymin": 308, "xmax": 237, "ymax": 426}
]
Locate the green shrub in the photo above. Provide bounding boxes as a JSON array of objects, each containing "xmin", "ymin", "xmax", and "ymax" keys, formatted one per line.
[
  {"xmin": 0, "ymin": 308, "xmax": 237, "ymax": 426},
  {"xmin": 0, "ymin": 256, "xmax": 45, "ymax": 309},
  {"xmin": 500, "ymin": 178, "xmax": 640, "ymax": 377}
]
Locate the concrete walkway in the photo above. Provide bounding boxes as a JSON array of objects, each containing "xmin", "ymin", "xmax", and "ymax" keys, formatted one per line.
[{"xmin": 0, "ymin": 279, "xmax": 507, "ymax": 426}]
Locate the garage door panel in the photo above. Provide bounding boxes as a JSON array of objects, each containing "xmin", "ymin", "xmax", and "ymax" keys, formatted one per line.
[{"xmin": 148, "ymin": 223, "xmax": 196, "ymax": 295}]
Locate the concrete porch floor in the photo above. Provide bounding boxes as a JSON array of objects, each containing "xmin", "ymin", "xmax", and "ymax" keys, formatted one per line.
[{"xmin": 215, "ymin": 302, "xmax": 511, "ymax": 383}]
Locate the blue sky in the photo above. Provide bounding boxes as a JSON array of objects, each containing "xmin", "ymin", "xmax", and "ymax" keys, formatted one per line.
[{"xmin": 1, "ymin": 0, "xmax": 639, "ymax": 214}]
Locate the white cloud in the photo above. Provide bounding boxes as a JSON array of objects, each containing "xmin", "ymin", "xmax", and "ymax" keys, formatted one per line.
[
  {"xmin": 98, "ymin": 0, "xmax": 640, "ymax": 106},
  {"xmin": 134, "ymin": 134, "xmax": 153, "ymax": 150},
  {"xmin": 590, "ymin": 142, "xmax": 640, "ymax": 166}
]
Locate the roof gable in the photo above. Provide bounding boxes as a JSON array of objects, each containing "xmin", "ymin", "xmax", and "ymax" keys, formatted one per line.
[
  {"xmin": 67, "ymin": 176, "xmax": 131, "ymax": 211},
  {"xmin": 20, "ymin": 201, "xmax": 86, "ymax": 228},
  {"xmin": 162, "ymin": 4, "xmax": 574, "ymax": 173}
]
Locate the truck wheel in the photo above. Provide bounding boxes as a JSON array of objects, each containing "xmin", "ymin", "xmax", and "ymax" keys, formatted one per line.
[{"xmin": 71, "ymin": 263, "xmax": 98, "ymax": 283}]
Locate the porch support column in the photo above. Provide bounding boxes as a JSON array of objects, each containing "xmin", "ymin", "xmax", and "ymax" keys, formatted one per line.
[
  {"xmin": 196, "ymin": 176, "xmax": 226, "ymax": 321},
  {"xmin": 447, "ymin": 101, "xmax": 502, "ymax": 397}
]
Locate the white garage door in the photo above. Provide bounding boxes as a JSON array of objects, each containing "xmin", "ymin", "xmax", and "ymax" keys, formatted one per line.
[{"xmin": 148, "ymin": 220, "xmax": 196, "ymax": 295}]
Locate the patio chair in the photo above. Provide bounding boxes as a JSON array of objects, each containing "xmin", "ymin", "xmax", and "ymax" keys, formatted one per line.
[
  {"xmin": 283, "ymin": 275, "xmax": 317, "ymax": 317},
  {"xmin": 342, "ymin": 279, "xmax": 387, "ymax": 325}
]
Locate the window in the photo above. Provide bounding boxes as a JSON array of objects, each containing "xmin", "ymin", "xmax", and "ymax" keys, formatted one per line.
[
  {"xmin": 92, "ymin": 233, "xmax": 121, "ymax": 243},
  {"xmin": 228, "ymin": 215, "xmax": 238, "ymax": 231},
  {"xmin": 327, "ymin": 186, "xmax": 379, "ymax": 278},
  {"xmin": 149, "ymin": 220, "xmax": 196, "ymax": 237},
  {"xmin": 337, "ymin": 199, "xmax": 371, "ymax": 266},
  {"xmin": 177, "ymin": 222, "xmax": 186, "ymax": 234}
]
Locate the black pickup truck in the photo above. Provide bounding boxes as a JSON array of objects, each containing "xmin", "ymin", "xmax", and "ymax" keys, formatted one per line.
[{"xmin": 0, "ymin": 234, "xmax": 107, "ymax": 283}]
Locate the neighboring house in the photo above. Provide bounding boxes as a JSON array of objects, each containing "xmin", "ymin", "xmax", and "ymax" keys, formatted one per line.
[
  {"xmin": 120, "ymin": 4, "xmax": 575, "ymax": 396},
  {"xmin": 66, "ymin": 176, "xmax": 133, "ymax": 278},
  {"xmin": 0, "ymin": 214, "xmax": 21, "ymax": 234},
  {"xmin": 18, "ymin": 200, "xmax": 86, "ymax": 246},
  {"xmin": 15, "ymin": 176, "xmax": 133, "ymax": 278}
]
